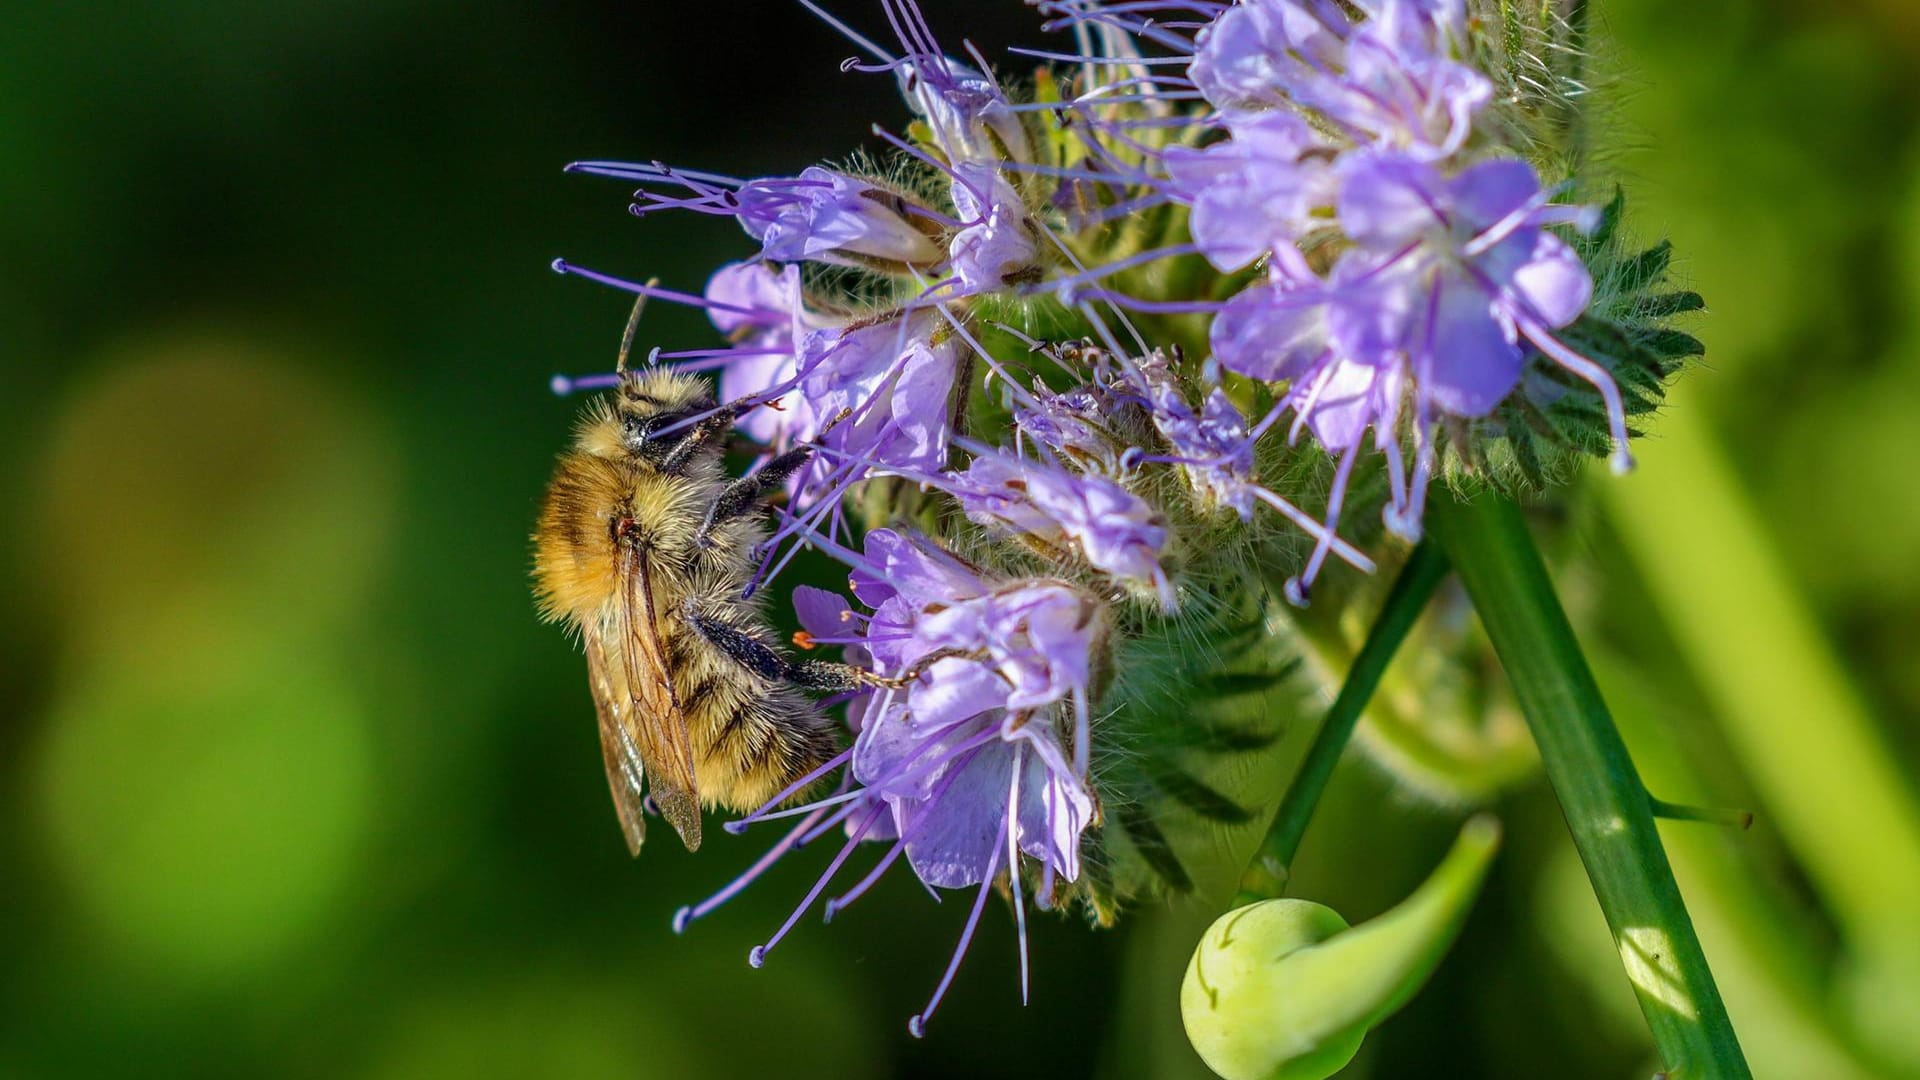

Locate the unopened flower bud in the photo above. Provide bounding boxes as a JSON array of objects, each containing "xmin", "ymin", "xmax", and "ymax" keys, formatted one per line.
[{"xmin": 1181, "ymin": 816, "xmax": 1502, "ymax": 1080}]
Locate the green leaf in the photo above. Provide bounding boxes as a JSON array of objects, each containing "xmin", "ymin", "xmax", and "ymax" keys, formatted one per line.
[
  {"xmin": 1615, "ymin": 238, "xmax": 1675, "ymax": 293},
  {"xmin": 1117, "ymin": 802, "xmax": 1194, "ymax": 893},
  {"xmin": 1631, "ymin": 290, "xmax": 1707, "ymax": 319},
  {"xmin": 1145, "ymin": 767, "xmax": 1256, "ymax": 824}
]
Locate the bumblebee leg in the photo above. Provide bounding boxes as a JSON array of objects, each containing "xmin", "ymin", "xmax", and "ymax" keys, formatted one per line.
[
  {"xmin": 683, "ymin": 602, "xmax": 872, "ymax": 692},
  {"xmin": 696, "ymin": 446, "xmax": 812, "ymax": 547},
  {"xmin": 659, "ymin": 405, "xmax": 744, "ymax": 474}
]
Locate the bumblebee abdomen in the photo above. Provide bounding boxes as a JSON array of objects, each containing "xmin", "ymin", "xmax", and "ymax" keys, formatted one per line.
[
  {"xmin": 670, "ymin": 589, "xmax": 841, "ymax": 812},
  {"xmin": 531, "ymin": 452, "xmax": 627, "ymax": 627}
]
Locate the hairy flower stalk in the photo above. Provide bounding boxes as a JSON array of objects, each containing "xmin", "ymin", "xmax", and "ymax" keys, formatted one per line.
[{"xmin": 549, "ymin": 0, "xmax": 1710, "ymax": 1051}]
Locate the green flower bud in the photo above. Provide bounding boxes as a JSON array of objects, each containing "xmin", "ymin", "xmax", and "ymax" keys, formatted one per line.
[{"xmin": 1181, "ymin": 816, "xmax": 1503, "ymax": 1080}]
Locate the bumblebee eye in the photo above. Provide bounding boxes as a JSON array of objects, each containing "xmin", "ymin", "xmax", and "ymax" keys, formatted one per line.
[
  {"xmin": 620, "ymin": 413, "xmax": 651, "ymax": 445},
  {"xmin": 622, "ymin": 407, "xmax": 703, "ymax": 459}
]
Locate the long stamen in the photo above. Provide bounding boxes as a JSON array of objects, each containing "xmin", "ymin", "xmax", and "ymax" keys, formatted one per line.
[
  {"xmin": 797, "ymin": 800, "xmax": 864, "ymax": 847},
  {"xmin": 728, "ymin": 783, "xmax": 869, "ymax": 832},
  {"xmin": 868, "ymin": 125, "xmax": 986, "ymax": 204},
  {"xmin": 796, "ymin": 0, "xmax": 896, "ymax": 63},
  {"xmin": 823, "ymin": 838, "xmax": 909, "ymax": 922},
  {"xmin": 907, "ymin": 840, "xmax": 1004, "ymax": 1037},
  {"xmin": 1006, "ymin": 45, "xmax": 1189, "ymax": 65},
  {"xmin": 1251, "ymin": 486, "xmax": 1376, "ymax": 573},
  {"xmin": 566, "ymin": 160, "xmax": 746, "ymax": 188},
  {"xmin": 1030, "ymin": 243, "xmax": 1201, "ymax": 301},
  {"xmin": 673, "ymin": 803, "xmax": 830, "ymax": 934},
  {"xmin": 1007, "ymin": 743, "xmax": 1031, "ymax": 1006},
  {"xmin": 748, "ymin": 803, "xmax": 887, "ymax": 968},
  {"xmin": 1510, "ymin": 310, "xmax": 1636, "ymax": 475},
  {"xmin": 549, "ymin": 372, "xmax": 624, "ymax": 396},
  {"xmin": 1284, "ymin": 440, "xmax": 1363, "ymax": 607},
  {"xmin": 551, "ymin": 260, "xmax": 763, "ymax": 319}
]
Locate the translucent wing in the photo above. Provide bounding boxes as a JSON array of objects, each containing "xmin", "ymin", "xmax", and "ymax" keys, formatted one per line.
[
  {"xmin": 616, "ymin": 543, "xmax": 704, "ymax": 850},
  {"xmin": 586, "ymin": 633, "xmax": 650, "ymax": 856}
]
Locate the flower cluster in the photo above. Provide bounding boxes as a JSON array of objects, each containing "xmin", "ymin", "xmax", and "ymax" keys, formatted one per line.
[
  {"xmin": 1101, "ymin": 0, "xmax": 1632, "ymax": 556},
  {"xmin": 676, "ymin": 529, "xmax": 1100, "ymax": 1035},
  {"xmin": 549, "ymin": 0, "xmax": 1691, "ymax": 1038}
]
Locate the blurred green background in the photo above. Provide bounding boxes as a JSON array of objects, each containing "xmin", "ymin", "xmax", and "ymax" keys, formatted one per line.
[{"xmin": 5, "ymin": 2, "xmax": 1920, "ymax": 1077}]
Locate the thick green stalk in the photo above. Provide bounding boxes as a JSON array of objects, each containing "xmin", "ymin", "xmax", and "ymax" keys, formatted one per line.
[
  {"xmin": 1234, "ymin": 542, "xmax": 1451, "ymax": 906},
  {"xmin": 1426, "ymin": 493, "xmax": 1751, "ymax": 1079}
]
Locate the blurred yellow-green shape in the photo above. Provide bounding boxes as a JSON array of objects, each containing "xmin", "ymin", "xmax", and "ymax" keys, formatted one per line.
[
  {"xmin": 1603, "ymin": 409, "xmax": 1920, "ymax": 1066},
  {"xmin": 34, "ymin": 336, "xmax": 398, "ymax": 658},
  {"xmin": 29, "ymin": 336, "xmax": 396, "ymax": 981},
  {"xmin": 36, "ymin": 645, "xmax": 374, "ymax": 979}
]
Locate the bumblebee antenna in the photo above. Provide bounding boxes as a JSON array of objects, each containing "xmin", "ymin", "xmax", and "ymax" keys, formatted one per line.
[{"xmin": 614, "ymin": 278, "xmax": 659, "ymax": 375}]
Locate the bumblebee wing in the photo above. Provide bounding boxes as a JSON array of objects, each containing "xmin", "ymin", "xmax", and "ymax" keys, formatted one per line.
[
  {"xmin": 617, "ymin": 543, "xmax": 704, "ymax": 851},
  {"xmin": 586, "ymin": 631, "xmax": 650, "ymax": 856}
]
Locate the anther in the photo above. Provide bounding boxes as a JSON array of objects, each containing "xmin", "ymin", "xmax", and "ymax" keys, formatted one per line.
[{"xmin": 1283, "ymin": 576, "xmax": 1311, "ymax": 608}]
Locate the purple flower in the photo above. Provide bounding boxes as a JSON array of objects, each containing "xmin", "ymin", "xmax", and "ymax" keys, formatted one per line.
[
  {"xmin": 704, "ymin": 261, "xmax": 823, "ymax": 447},
  {"xmin": 736, "ymin": 167, "xmax": 944, "ymax": 268},
  {"xmin": 1209, "ymin": 152, "xmax": 1621, "ymax": 596},
  {"xmin": 1331, "ymin": 154, "xmax": 1597, "ymax": 408},
  {"xmin": 799, "ymin": 311, "xmax": 965, "ymax": 485},
  {"xmin": 1110, "ymin": 350, "xmax": 1378, "ymax": 595},
  {"xmin": 675, "ymin": 529, "xmax": 1099, "ymax": 1036},
  {"xmin": 566, "ymin": 160, "xmax": 944, "ymax": 272},
  {"xmin": 1296, "ymin": 2, "xmax": 1488, "ymax": 159},
  {"xmin": 1011, "ymin": 380, "xmax": 1125, "ymax": 474},
  {"xmin": 1118, "ymin": 352, "xmax": 1262, "ymax": 520},
  {"xmin": 1162, "ymin": 111, "xmax": 1336, "ymax": 274},
  {"xmin": 947, "ymin": 164, "xmax": 1041, "ymax": 294},
  {"xmin": 822, "ymin": 0, "xmax": 1029, "ymax": 166},
  {"xmin": 1186, "ymin": 0, "xmax": 1487, "ymax": 162},
  {"xmin": 898, "ymin": 52, "xmax": 1030, "ymax": 167},
  {"xmin": 1189, "ymin": 0, "xmax": 1352, "ymax": 112},
  {"xmin": 945, "ymin": 451, "xmax": 1174, "ymax": 610},
  {"xmin": 847, "ymin": 527, "xmax": 1099, "ymax": 880}
]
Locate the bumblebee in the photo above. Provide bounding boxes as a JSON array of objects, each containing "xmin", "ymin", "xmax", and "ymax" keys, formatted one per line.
[{"xmin": 532, "ymin": 319, "xmax": 867, "ymax": 854}]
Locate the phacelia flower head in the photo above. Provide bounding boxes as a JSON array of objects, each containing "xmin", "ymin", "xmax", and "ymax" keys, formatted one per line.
[
  {"xmin": 1210, "ymin": 150, "xmax": 1619, "ymax": 555},
  {"xmin": 675, "ymin": 528, "xmax": 1101, "ymax": 1036},
  {"xmin": 554, "ymin": 0, "xmax": 1695, "ymax": 1041}
]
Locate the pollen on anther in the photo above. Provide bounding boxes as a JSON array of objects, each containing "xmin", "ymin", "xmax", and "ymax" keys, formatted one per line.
[{"xmin": 793, "ymin": 631, "xmax": 817, "ymax": 650}]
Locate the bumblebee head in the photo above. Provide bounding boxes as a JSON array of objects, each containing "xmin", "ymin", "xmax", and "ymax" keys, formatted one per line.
[{"xmin": 611, "ymin": 368, "xmax": 722, "ymax": 463}]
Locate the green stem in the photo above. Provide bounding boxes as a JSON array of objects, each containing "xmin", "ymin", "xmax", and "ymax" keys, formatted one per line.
[
  {"xmin": 1426, "ymin": 493, "xmax": 1751, "ymax": 1079},
  {"xmin": 1233, "ymin": 541, "xmax": 1451, "ymax": 906}
]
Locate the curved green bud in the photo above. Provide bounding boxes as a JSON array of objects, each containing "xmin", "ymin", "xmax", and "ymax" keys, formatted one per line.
[{"xmin": 1181, "ymin": 816, "xmax": 1503, "ymax": 1080}]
